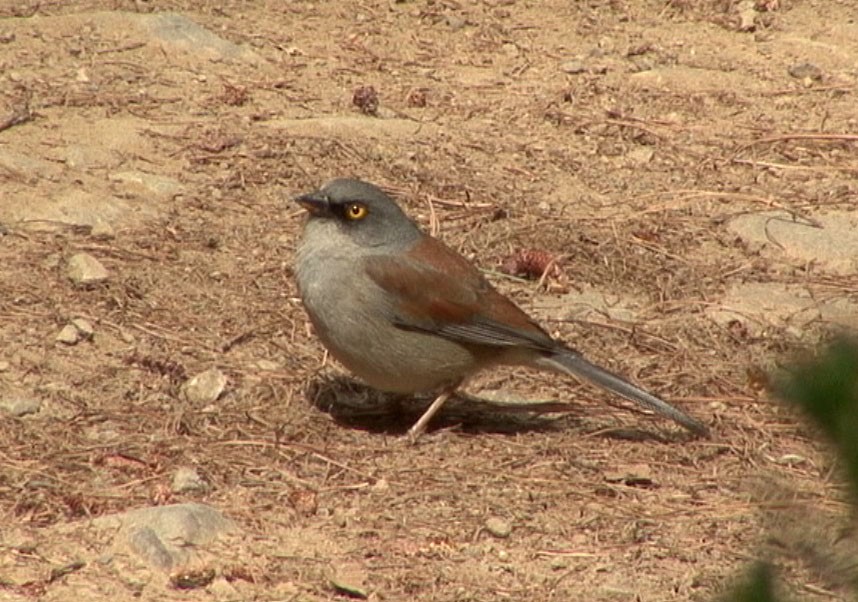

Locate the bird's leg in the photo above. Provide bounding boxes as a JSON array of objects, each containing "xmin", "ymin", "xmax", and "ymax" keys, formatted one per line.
[{"xmin": 407, "ymin": 383, "xmax": 460, "ymax": 441}]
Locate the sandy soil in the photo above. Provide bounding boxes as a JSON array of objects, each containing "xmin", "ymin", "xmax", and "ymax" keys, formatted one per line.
[{"xmin": 1, "ymin": 1, "xmax": 857, "ymax": 600}]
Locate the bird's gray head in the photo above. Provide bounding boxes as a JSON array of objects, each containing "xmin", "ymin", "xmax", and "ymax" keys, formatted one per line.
[{"xmin": 294, "ymin": 178, "xmax": 421, "ymax": 248}]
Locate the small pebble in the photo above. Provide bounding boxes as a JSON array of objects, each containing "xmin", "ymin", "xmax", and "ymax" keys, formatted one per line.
[
  {"xmin": 288, "ymin": 489, "xmax": 318, "ymax": 516},
  {"xmin": 560, "ymin": 59, "xmax": 586, "ymax": 74},
  {"xmin": 67, "ymin": 252, "xmax": 109, "ymax": 285},
  {"xmin": 183, "ymin": 368, "xmax": 227, "ymax": 404},
  {"xmin": 604, "ymin": 464, "xmax": 656, "ymax": 487},
  {"xmin": 207, "ymin": 578, "xmax": 239, "ymax": 600},
  {"xmin": 56, "ymin": 319, "xmax": 94, "ymax": 345},
  {"xmin": 626, "ymin": 147, "xmax": 655, "ymax": 166},
  {"xmin": 550, "ymin": 557, "xmax": 569, "ymax": 570},
  {"xmin": 444, "ymin": 14, "xmax": 466, "ymax": 31},
  {"xmin": 56, "ymin": 324, "xmax": 81, "ymax": 345},
  {"xmin": 736, "ymin": 0, "xmax": 757, "ymax": 31},
  {"xmin": 776, "ymin": 454, "xmax": 807, "ymax": 466},
  {"xmin": 90, "ymin": 219, "xmax": 115, "ymax": 239},
  {"xmin": 171, "ymin": 467, "xmax": 210, "ymax": 494},
  {"xmin": 485, "ymin": 517, "xmax": 512, "ymax": 539},
  {"xmin": 71, "ymin": 318, "xmax": 94, "ymax": 339},
  {"xmin": 255, "ymin": 359, "xmax": 280, "ymax": 371},
  {"xmin": 43, "ymin": 253, "xmax": 61, "ymax": 270},
  {"xmin": 332, "ymin": 508, "xmax": 349, "ymax": 528}
]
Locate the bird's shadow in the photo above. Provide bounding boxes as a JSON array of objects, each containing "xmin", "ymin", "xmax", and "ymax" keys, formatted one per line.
[{"xmin": 305, "ymin": 375, "xmax": 694, "ymax": 442}]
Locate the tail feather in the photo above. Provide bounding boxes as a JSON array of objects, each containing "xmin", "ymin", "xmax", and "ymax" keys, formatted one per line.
[{"xmin": 535, "ymin": 351, "xmax": 709, "ymax": 436}]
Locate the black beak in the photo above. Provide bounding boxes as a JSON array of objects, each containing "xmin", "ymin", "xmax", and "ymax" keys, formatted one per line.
[{"xmin": 294, "ymin": 190, "xmax": 331, "ymax": 216}]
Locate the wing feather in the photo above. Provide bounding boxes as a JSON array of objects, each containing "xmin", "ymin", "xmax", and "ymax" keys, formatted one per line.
[{"xmin": 363, "ymin": 237, "xmax": 555, "ymax": 351}]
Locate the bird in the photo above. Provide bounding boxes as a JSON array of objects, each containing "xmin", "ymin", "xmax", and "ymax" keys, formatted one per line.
[{"xmin": 293, "ymin": 178, "xmax": 708, "ymax": 439}]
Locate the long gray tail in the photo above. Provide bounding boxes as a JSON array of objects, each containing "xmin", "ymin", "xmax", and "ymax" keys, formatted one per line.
[{"xmin": 535, "ymin": 351, "xmax": 709, "ymax": 436}]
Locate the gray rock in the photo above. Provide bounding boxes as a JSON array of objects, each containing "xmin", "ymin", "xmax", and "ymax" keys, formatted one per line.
[
  {"xmin": 0, "ymin": 149, "xmax": 64, "ymax": 185},
  {"xmin": 0, "ymin": 396, "xmax": 42, "ymax": 417},
  {"xmin": 107, "ymin": 171, "xmax": 183, "ymax": 202},
  {"xmin": 95, "ymin": 503, "xmax": 233, "ymax": 570},
  {"xmin": 67, "ymin": 253, "xmax": 109, "ymax": 284},
  {"xmin": 788, "ymin": 61, "xmax": 823, "ymax": 81},
  {"xmin": 129, "ymin": 527, "xmax": 174, "ymax": 570},
  {"xmin": 728, "ymin": 210, "xmax": 858, "ymax": 275},
  {"xmin": 532, "ymin": 284, "xmax": 642, "ymax": 324},
  {"xmin": 17, "ymin": 188, "xmax": 140, "ymax": 230},
  {"xmin": 171, "ymin": 467, "xmax": 210, "ymax": 494},
  {"xmin": 183, "ymin": 368, "xmax": 227, "ymax": 404},
  {"xmin": 138, "ymin": 13, "xmax": 259, "ymax": 63},
  {"xmin": 706, "ymin": 282, "xmax": 858, "ymax": 337}
]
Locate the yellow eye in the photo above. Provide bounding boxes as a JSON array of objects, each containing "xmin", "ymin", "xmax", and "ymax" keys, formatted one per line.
[{"xmin": 345, "ymin": 203, "xmax": 368, "ymax": 220}]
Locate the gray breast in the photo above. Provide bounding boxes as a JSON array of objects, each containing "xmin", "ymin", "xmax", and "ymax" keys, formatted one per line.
[{"xmin": 295, "ymin": 221, "xmax": 478, "ymax": 393}]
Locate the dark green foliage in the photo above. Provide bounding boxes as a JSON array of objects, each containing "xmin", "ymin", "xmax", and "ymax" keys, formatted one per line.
[
  {"xmin": 725, "ymin": 562, "xmax": 778, "ymax": 602},
  {"xmin": 776, "ymin": 336, "xmax": 858, "ymax": 500},
  {"xmin": 722, "ymin": 337, "xmax": 858, "ymax": 601}
]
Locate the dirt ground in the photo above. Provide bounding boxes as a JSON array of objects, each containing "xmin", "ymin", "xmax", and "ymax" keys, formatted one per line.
[{"xmin": 1, "ymin": 1, "xmax": 857, "ymax": 600}]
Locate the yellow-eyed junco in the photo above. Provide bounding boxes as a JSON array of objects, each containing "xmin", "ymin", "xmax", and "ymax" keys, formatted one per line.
[{"xmin": 294, "ymin": 179, "xmax": 708, "ymax": 438}]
